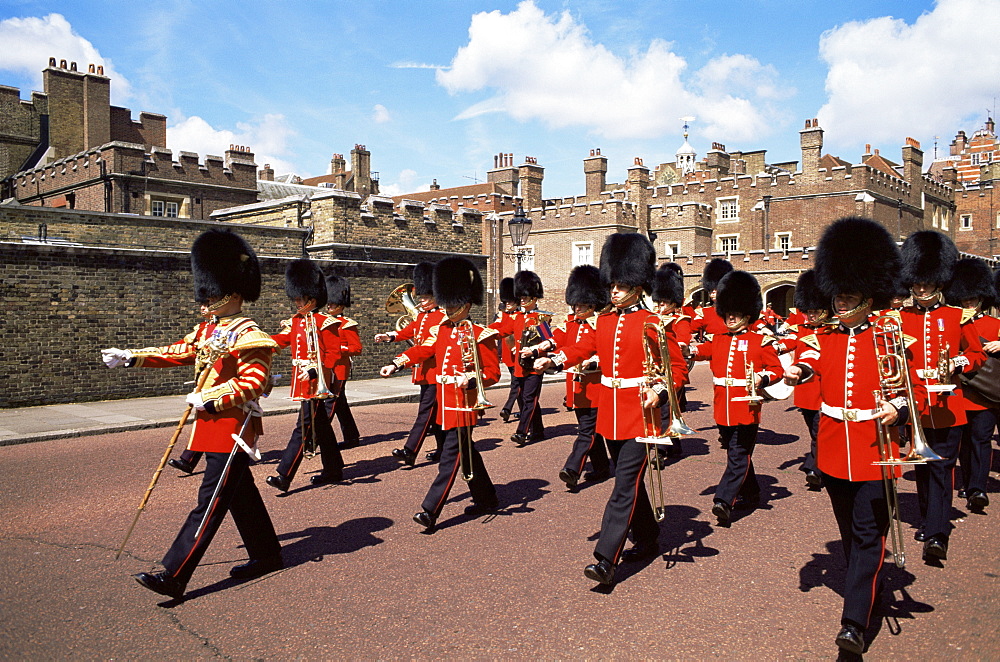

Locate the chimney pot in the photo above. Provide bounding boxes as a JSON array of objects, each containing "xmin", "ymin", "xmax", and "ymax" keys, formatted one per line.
[
  {"xmin": 60, "ymin": 59, "xmax": 67, "ymax": 68},
  {"xmin": 70, "ymin": 61, "xmax": 77, "ymax": 71},
  {"xmin": 49, "ymin": 57, "xmax": 56, "ymax": 67}
]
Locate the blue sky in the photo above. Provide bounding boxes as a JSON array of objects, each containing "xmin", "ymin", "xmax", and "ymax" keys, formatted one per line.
[{"xmin": 2, "ymin": 0, "xmax": 998, "ymax": 198}]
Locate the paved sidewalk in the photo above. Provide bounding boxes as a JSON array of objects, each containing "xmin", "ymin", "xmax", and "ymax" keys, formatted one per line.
[{"xmin": 0, "ymin": 371, "xmax": 556, "ymax": 446}]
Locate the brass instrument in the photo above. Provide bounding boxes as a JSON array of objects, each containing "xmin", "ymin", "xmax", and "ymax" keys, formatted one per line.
[
  {"xmin": 637, "ymin": 320, "xmax": 694, "ymax": 522},
  {"xmin": 518, "ymin": 310, "xmax": 554, "ymax": 370},
  {"xmin": 871, "ymin": 314, "xmax": 944, "ymax": 464},
  {"xmin": 385, "ymin": 283, "xmax": 420, "ymax": 344},
  {"xmin": 924, "ymin": 341, "xmax": 956, "ymax": 393},
  {"xmin": 731, "ymin": 357, "xmax": 764, "ymax": 403},
  {"xmin": 455, "ymin": 320, "xmax": 495, "ymax": 481},
  {"xmin": 873, "ymin": 389, "xmax": 907, "ymax": 568},
  {"xmin": 301, "ymin": 310, "xmax": 334, "ymax": 460}
]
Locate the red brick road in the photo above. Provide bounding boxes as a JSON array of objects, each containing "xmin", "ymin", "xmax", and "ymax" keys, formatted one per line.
[{"xmin": 1, "ymin": 364, "xmax": 997, "ymax": 658}]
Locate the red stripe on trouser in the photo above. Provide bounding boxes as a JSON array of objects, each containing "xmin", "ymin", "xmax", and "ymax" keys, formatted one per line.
[
  {"xmin": 613, "ymin": 457, "xmax": 647, "ymax": 563},
  {"xmin": 575, "ymin": 433, "xmax": 596, "ymax": 475},
  {"xmin": 430, "ymin": 435, "xmax": 462, "ymax": 516},
  {"xmin": 172, "ymin": 465, "xmax": 235, "ymax": 578},
  {"xmin": 729, "ymin": 455, "xmax": 753, "ymax": 507},
  {"xmin": 864, "ymin": 535, "xmax": 887, "ymax": 628}
]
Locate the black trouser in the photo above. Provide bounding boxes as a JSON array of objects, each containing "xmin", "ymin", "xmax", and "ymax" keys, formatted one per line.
[
  {"xmin": 502, "ymin": 366, "xmax": 520, "ymax": 413},
  {"xmin": 914, "ymin": 425, "xmax": 961, "ymax": 541},
  {"xmin": 277, "ymin": 400, "xmax": 343, "ymax": 481},
  {"xmin": 327, "ymin": 384, "xmax": 360, "ymax": 443},
  {"xmin": 959, "ymin": 408, "xmax": 997, "ymax": 494},
  {"xmin": 402, "ymin": 383, "xmax": 446, "ymax": 456},
  {"xmin": 823, "ymin": 473, "xmax": 890, "ymax": 629},
  {"xmin": 594, "ymin": 438, "xmax": 659, "ymax": 564},
  {"xmin": 714, "ymin": 424, "xmax": 760, "ymax": 506},
  {"xmin": 162, "ymin": 451, "xmax": 281, "ymax": 586},
  {"xmin": 421, "ymin": 426, "xmax": 496, "ymax": 517},
  {"xmin": 563, "ymin": 407, "xmax": 609, "ymax": 476},
  {"xmin": 799, "ymin": 408, "xmax": 820, "ymax": 474},
  {"xmin": 659, "ymin": 388, "xmax": 685, "ymax": 455},
  {"xmin": 179, "ymin": 449, "xmax": 203, "ymax": 468},
  {"xmin": 514, "ymin": 372, "xmax": 545, "ymax": 438}
]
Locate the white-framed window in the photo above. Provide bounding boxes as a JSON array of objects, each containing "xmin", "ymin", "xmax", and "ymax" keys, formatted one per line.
[
  {"xmin": 960, "ymin": 214, "xmax": 972, "ymax": 230},
  {"xmin": 518, "ymin": 245, "xmax": 535, "ymax": 272},
  {"xmin": 572, "ymin": 241, "xmax": 593, "ymax": 266},
  {"xmin": 718, "ymin": 234, "xmax": 739, "ymax": 253},
  {"xmin": 775, "ymin": 232, "xmax": 791, "ymax": 251},
  {"xmin": 941, "ymin": 211, "xmax": 949, "ymax": 231},
  {"xmin": 716, "ymin": 197, "xmax": 739, "ymax": 222},
  {"xmin": 148, "ymin": 195, "xmax": 187, "ymax": 218},
  {"xmin": 165, "ymin": 201, "xmax": 179, "ymax": 218},
  {"xmin": 150, "ymin": 200, "xmax": 165, "ymax": 216},
  {"xmin": 666, "ymin": 241, "xmax": 680, "ymax": 258}
]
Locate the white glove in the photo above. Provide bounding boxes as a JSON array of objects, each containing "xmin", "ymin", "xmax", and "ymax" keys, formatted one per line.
[
  {"xmin": 101, "ymin": 348, "xmax": 132, "ymax": 368},
  {"xmin": 245, "ymin": 400, "xmax": 264, "ymax": 417},
  {"xmin": 185, "ymin": 392, "xmax": 206, "ymax": 411}
]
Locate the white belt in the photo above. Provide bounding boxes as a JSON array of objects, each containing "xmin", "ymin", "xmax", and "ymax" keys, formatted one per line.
[
  {"xmin": 916, "ymin": 368, "xmax": 941, "ymax": 380},
  {"xmin": 601, "ymin": 376, "xmax": 645, "ymax": 389},
  {"xmin": 713, "ymin": 377, "xmax": 748, "ymax": 387},
  {"xmin": 821, "ymin": 402, "xmax": 878, "ymax": 422},
  {"xmin": 436, "ymin": 374, "xmax": 469, "ymax": 384}
]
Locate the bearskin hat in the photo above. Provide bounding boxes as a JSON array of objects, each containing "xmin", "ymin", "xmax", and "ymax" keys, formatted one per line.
[
  {"xmin": 651, "ymin": 264, "xmax": 684, "ymax": 305},
  {"xmin": 412, "ymin": 261, "xmax": 435, "ymax": 296},
  {"xmin": 324, "ymin": 273, "xmax": 351, "ymax": 308},
  {"xmin": 793, "ymin": 270, "xmax": 828, "ymax": 313},
  {"xmin": 434, "ymin": 257, "xmax": 483, "ymax": 308},
  {"xmin": 900, "ymin": 230, "xmax": 958, "ymax": 288},
  {"xmin": 499, "ymin": 277, "xmax": 516, "ymax": 303},
  {"xmin": 191, "ymin": 228, "xmax": 261, "ymax": 303},
  {"xmin": 662, "ymin": 261, "xmax": 683, "ymax": 277},
  {"xmin": 701, "ymin": 258, "xmax": 733, "ymax": 295},
  {"xmin": 599, "ymin": 232, "xmax": 656, "ymax": 292},
  {"xmin": 284, "ymin": 258, "xmax": 327, "ymax": 309},
  {"xmin": 945, "ymin": 257, "xmax": 997, "ymax": 308},
  {"xmin": 565, "ymin": 265, "xmax": 609, "ymax": 308},
  {"xmin": 514, "ymin": 270, "xmax": 543, "ymax": 299},
  {"xmin": 715, "ymin": 271, "xmax": 762, "ymax": 319},
  {"xmin": 815, "ymin": 216, "xmax": 901, "ymax": 309}
]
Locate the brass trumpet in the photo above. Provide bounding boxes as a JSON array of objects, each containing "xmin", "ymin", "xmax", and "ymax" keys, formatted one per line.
[
  {"xmin": 731, "ymin": 357, "xmax": 764, "ymax": 403},
  {"xmin": 455, "ymin": 320, "xmax": 494, "ymax": 481}
]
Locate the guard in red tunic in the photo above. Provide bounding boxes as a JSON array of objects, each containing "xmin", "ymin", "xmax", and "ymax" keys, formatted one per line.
[
  {"xmin": 102, "ymin": 229, "xmax": 282, "ymax": 599},
  {"xmin": 322, "ymin": 274, "xmax": 363, "ymax": 450},
  {"xmin": 266, "ymin": 259, "xmax": 345, "ymax": 492},
  {"xmin": 690, "ymin": 258, "xmax": 733, "ymax": 340},
  {"xmin": 495, "ymin": 277, "xmax": 522, "ymax": 423},
  {"xmin": 785, "ymin": 216, "xmax": 908, "ymax": 655},
  {"xmin": 550, "ymin": 265, "xmax": 610, "ymax": 489},
  {"xmin": 651, "ymin": 263, "xmax": 692, "ymax": 458},
  {"xmin": 490, "ymin": 270, "xmax": 549, "ymax": 445},
  {"xmin": 690, "ymin": 271, "xmax": 782, "ymax": 525},
  {"xmin": 380, "ymin": 257, "xmax": 501, "ymax": 531},
  {"xmin": 944, "ymin": 257, "xmax": 998, "ymax": 512},
  {"xmin": 377, "ymin": 262, "xmax": 447, "ymax": 466},
  {"xmin": 538, "ymin": 233, "xmax": 681, "ymax": 586},
  {"xmin": 898, "ymin": 231, "xmax": 985, "ymax": 561},
  {"xmin": 776, "ymin": 269, "xmax": 834, "ymax": 490},
  {"xmin": 167, "ymin": 302, "xmax": 214, "ymax": 475}
]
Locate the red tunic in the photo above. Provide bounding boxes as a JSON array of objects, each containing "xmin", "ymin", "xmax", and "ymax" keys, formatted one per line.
[
  {"xmin": 779, "ymin": 323, "xmax": 833, "ymax": 410},
  {"xmin": 691, "ymin": 305, "xmax": 728, "ymax": 337},
  {"xmin": 551, "ymin": 314, "xmax": 601, "ymax": 409},
  {"xmin": 397, "ymin": 320, "xmax": 501, "ymax": 429},
  {"xmin": 794, "ymin": 319, "xmax": 901, "ymax": 482},
  {"xmin": 964, "ymin": 312, "xmax": 1000, "ymax": 411},
  {"xmin": 271, "ymin": 312, "xmax": 337, "ymax": 400},
  {"xmin": 556, "ymin": 306, "xmax": 684, "ymax": 441},
  {"xmin": 492, "ymin": 310, "xmax": 518, "ymax": 368},
  {"xmin": 132, "ymin": 315, "xmax": 277, "ymax": 453},
  {"xmin": 324, "ymin": 316, "xmax": 363, "ymax": 381},
  {"xmin": 691, "ymin": 329, "xmax": 782, "ymax": 426},
  {"xmin": 392, "ymin": 308, "xmax": 444, "ymax": 384},
  {"xmin": 897, "ymin": 303, "xmax": 985, "ymax": 428},
  {"xmin": 784, "ymin": 309, "xmax": 807, "ymax": 328}
]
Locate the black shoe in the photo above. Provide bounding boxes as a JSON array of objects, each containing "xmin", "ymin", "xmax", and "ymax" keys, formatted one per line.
[
  {"xmin": 500, "ymin": 408, "xmax": 511, "ymax": 423},
  {"xmin": 511, "ymin": 411, "xmax": 521, "ymax": 420},
  {"xmin": 266, "ymin": 474, "xmax": 290, "ymax": 492},
  {"xmin": 339, "ymin": 438, "xmax": 361, "ymax": 450},
  {"xmin": 510, "ymin": 432, "xmax": 528, "ymax": 446},
  {"xmin": 967, "ymin": 489, "xmax": 989, "ymax": 511},
  {"xmin": 805, "ymin": 470, "xmax": 823, "ymax": 490},
  {"xmin": 229, "ymin": 555, "xmax": 283, "ymax": 580},
  {"xmin": 413, "ymin": 510, "xmax": 436, "ymax": 530},
  {"xmin": 464, "ymin": 501, "xmax": 499, "ymax": 517},
  {"xmin": 712, "ymin": 501, "xmax": 732, "ymax": 524},
  {"xmin": 621, "ymin": 543, "xmax": 659, "ymax": 563},
  {"xmin": 923, "ymin": 535, "xmax": 948, "ymax": 561},
  {"xmin": 957, "ymin": 488, "xmax": 968, "ymax": 499},
  {"xmin": 392, "ymin": 447, "xmax": 417, "ymax": 467},
  {"xmin": 425, "ymin": 450, "xmax": 440, "ymax": 462},
  {"xmin": 584, "ymin": 559, "xmax": 616, "ymax": 585},
  {"xmin": 311, "ymin": 470, "xmax": 343, "ymax": 486},
  {"xmin": 914, "ymin": 527, "xmax": 927, "ymax": 543},
  {"xmin": 559, "ymin": 468, "xmax": 580, "ymax": 489},
  {"xmin": 168, "ymin": 457, "xmax": 195, "ymax": 474},
  {"xmin": 584, "ymin": 469, "xmax": 611, "ymax": 483},
  {"xmin": 835, "ymin": 623, "xmax": 865, "ymax": 655},
  {"xmin": 134, "ymin": 571, "xmax": 185, "ymax": 600}
]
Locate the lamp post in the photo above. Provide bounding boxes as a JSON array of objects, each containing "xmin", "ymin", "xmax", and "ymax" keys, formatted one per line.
[
  {"xmin": 762, "ymin": 194, "xmax": 772, "ymax": 252},
  {"xmin": 506, "ymin": 203, "xmax": 533, "ymax": 273}
]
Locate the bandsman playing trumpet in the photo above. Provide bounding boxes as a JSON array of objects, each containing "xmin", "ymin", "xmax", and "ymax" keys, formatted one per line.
[
  {"xmin": 266, "ymin": 259, "xmax": 345, "ymax": 492},
  {"xmin": 376, "ymin": 262, "xmax": 447, "ymax": 466},
  {"xmin": 380, "ymin": 257, "xmax": 501, "ymax": 531},
  {"xmin": 689, "ymin": 270, "xmax": 782, "ymax": 526},
  {"xmin": 322, "ymin": 274, "xmax": 363, "ymax": 451},
  {"xmin": 784, "ymin": 217, "xmax": 909, "ymax": 656},
  {"xmin": 897, "ymin": 231, "xmax": 985, "ymax": 561}
]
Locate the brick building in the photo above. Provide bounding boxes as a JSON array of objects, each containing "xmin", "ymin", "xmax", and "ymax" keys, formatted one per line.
[{"xmin": 0, "ymin": 59, "xmax": 258, "ymax": 217}]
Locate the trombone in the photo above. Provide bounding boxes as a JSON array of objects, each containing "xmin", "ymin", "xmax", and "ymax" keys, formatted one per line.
[
  {"xmin": 455, "ymin": 320, "xmax": 494, "ymax": 481},
  {"xmin": 637, "ymin": 320, "xmax": 694, "ymax": 521},
  {"xmin": 300, "ymin": 309, "xmax": 334, "ymax": 459}
]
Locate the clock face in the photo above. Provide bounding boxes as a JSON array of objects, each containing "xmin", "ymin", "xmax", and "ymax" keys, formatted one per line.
[{"xmin": 655, "ymin": 165, "xmax": 677, "ymax": 186}]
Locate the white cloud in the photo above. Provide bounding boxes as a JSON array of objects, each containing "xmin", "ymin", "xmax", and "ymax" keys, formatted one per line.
[
  {"xmin": 818, "ymin": 0, "xmax": 1000, "ymax": 146},
  {"xmin": 379, "ymin": 168, "xmax": 428, "ymax": 197},
  {"xmin": 372, "ymin": 104, "xmax": 391, "ymax": 124},
  {"xmin": 167, "ymin": 113, "xmax": 298, "ymax": 176},
  {"xmin": 0, "ymin": 14, "xmax": 131, "ymax": 102},
  {"xmin": 435, "ymin": 1, "xmax": 791, "ymax": 143}
]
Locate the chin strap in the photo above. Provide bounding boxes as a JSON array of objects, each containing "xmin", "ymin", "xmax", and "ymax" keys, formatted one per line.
[
  {"xmin": 207, "ymin": 294, "xmax": 233, "ymax": 313},
  {"xmin": 834, "ymin": 298, "xmax": 871, "ymax": 321}
]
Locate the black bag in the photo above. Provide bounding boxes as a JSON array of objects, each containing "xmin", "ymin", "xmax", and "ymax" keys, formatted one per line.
[{"xmin": 960, "ymin": 353, "xmax": 1000, "ymax": 405}]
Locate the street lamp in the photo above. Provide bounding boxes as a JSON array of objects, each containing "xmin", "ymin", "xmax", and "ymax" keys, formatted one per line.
[{"xmin": 506, "ymin": 203, "xmax": 533, "ymax": 273}]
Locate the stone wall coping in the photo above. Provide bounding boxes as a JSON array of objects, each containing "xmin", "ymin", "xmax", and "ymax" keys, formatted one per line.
[{"xmin": 309, "ymin": 241, "xmax": 486, "ymax": 258}]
